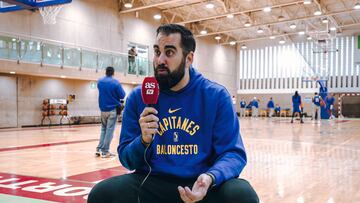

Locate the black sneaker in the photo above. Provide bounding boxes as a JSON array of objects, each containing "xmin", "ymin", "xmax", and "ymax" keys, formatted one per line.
[
  {"xmin": 101, "ymin": 152, "xmax": 116, "ymax": 158},
  {"xmin": 95, "ymin": 149, "xmax": 101, "ymax": 157}
]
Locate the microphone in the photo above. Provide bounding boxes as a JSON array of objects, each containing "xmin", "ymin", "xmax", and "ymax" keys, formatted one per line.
[{"xmin": 141, "ymin": 77, "xmax": 160, "ymax": 107}]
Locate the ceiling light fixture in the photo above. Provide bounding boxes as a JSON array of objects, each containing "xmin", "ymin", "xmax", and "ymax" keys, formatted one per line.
[
  {"xmin": 269, "ymin": 36, "xmax": 276, "ymax": 39},
  {"xmin": 314, "ymin": 10, "xmax": 322, "ymax": 16},
  {"xmin": 215, "ymin": 36, "xmax": 221, "ymax": 40},
  {"xmin": 263, "ymin": 7, "xmax": 272, "ymax": 12},
  {"xmin": 124, "ymin": 3, "xmax": 133, "ymax": 8},
  {"xmin": 230, "ymin": 41, "xmax": 236, "ymax": 45},
  {"xmin": 278, "ymin": 15, "xmax": 285, "ymax": 21},
  {"xmin": 60, "ymin": 75, "xmax": 67, "ymax": 78},
  {"xmin": 307, "ymin": 36, "xmax": 312, "ymax": 40},
  {"xmin": 206, "ymin": 2, "xmax": 214, "ymax": 9},
  {"xmin": 330, "ymin": 27, "xmax": 337, "ymax": 31},
  {"xmin": 227, "ymin": 14, "xmax": 234, "ymax": 18},
  {"xmin": 153, "ymin": 14, "xmax": 161, "ymax": 20},
  {"xmin": 279, "ymin": 40, "xmax": 286, "ymax": 44},
  {"xmin": 289, "ymin": 23, "xmax": 297, "ymax": 29},
  {"xmin": 241, "ymin": 44, "xmax": 247, "ymax": 49},
  {"xmin": 298, "ymin": 31, "xmax": 305, "ymax": 35},
  {"xmin": 200, "ymin": 30, "xmax": 207, "ymax": 35},
  {"xmin": 10, "ymin": 71, "xmax": 16, "ymax": 74},
  {"xmin": 244, "ymin": 21, "xmax": 251, "ymax": 27},
  {"xmin": 257, "ymin": 28, "xmax": 264, "ymax": 33},
  {"xmin": 303, "ymin": 0, "xmax": 311, "ymax": 5},
  {"xmin": 322, "ymin": 18, "xmax": 329, "ymax": 23},
  {"xmin": 354, "ymin": 3, "xmax": 360, "ymax": 9}
]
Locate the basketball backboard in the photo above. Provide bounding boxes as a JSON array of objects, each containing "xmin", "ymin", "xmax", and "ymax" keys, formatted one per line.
[{"xmin": 0, "ymin": 0, "xmax": 71, "ymax": 12}]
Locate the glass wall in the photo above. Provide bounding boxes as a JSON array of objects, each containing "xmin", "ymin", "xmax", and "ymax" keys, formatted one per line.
[
  {"xmin": 63, "ymin": 47, "xmax": 81, "ymax": 67},
  {"xmin": 0, "ymin": 36, "xmax": 18, "ymax": 60},
  {"xmin": 43, "ymin": 43, "xmax": 62, "ymax": 65},
  {"xmin": 0, "ymin": 34, "xmax": 153, "ymax": 76},
  {"xmin": 19, "ymin": 39, "xmax": 42, "ymax": 63}
]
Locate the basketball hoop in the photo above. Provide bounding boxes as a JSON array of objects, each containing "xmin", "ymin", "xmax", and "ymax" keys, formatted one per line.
[{"xmin": 39, "ymin": 5, "xmax": 63, "ymax": 24}]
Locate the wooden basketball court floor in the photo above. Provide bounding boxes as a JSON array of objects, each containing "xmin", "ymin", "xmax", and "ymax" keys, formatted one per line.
[{"xmin": 0, "ymin": 117, "xmax": 359, "ymax": 203}]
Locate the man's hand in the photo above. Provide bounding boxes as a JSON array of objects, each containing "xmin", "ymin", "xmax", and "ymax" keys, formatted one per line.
[
  {"xmin": 139, "ymin": 107, "xmax": 159, "ymax": 146},
  {"xmin": 178, "ymin": 173, "xmax": 212, "ymax": 203}
]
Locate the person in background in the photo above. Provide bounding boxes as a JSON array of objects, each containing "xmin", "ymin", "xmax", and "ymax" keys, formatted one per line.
[
  {"xmin": 232, "ymin": 95, "xmax": 237, "ymax": 115},
  {"xmin": 291, "ymin": 91, "xmax": 304, "ymax": 123},
  {"xmin": 312, "ymin": 92, "xmax": 322, "ymax": 120},
  {"xmin": 274, "ymin": 104, "xmax": 281, "ymax": 117},
  {"xmin": 96, "ymin": 66, "xmax": 126, "ymax": 158},
  {"xmin": 240, "ymin": 98, "xmax": 246, "ymax": 118},
  {"xmin": 325, "ymin": 93, "xmax": 335, "ymax": 119},
  {"xmin": 267, "ymin": 97, "xmax": 275, "ymax": 118},
  {"xmin": 251, "ymin": 97, "xmax": 259, "ymax": 117}
]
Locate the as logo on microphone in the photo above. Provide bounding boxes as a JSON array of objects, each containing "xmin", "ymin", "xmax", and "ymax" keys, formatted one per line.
[{"xmin": 145, "ymin": 82, "xmax": 155, "ymax": 94}]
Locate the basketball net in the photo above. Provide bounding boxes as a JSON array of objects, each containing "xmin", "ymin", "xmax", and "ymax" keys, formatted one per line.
[{"xmin": 39, "ymin": 5, "xmax": 63, "ymax": 24}]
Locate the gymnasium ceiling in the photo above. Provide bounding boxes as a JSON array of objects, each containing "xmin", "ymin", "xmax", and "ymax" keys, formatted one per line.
[{"xmin": 119, "ymin": 0, "xmax": 360, "ymax": 46}]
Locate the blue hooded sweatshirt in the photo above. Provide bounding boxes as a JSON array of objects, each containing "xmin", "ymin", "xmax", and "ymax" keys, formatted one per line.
[
  {"xmin": 118, "ymin": 67, "xmax": 247, "ymax": 186},
  {"xmin": 97, "ymin": 76, "xmax": 126, "ymax": 112}
]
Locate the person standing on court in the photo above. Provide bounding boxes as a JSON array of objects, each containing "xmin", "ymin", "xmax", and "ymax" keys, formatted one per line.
[
  {"xmin": 251, "ymin": 97, "xmax": 259, "ymax": 117},
  {"xmin": 96, "ymin": 66, "xmax": 126, "ymax": 158},
  {"xmin": 291, "ymin": 91, "xmax": 304, "ymax": 123},
  {"xmin": 267, "ymin": 97, "xmax": 275, "ymax": 118},
  {"xmin": 88, "ymin": 24, "xmax": 258, "ymax": 203},
  {"xmin": 274, "ymin": 104, "xmax": 281, "ymax": 117},
  {"xmin": 240, "ymin": 98, "xmax": 246, "ymax": 118},
  {"xmin": 325, "ymin": 93, "xmax": 335, "ymax": 119},
  {"xmin": 312, "ymin": 92, "xmax": 322, "ymax": 120}
]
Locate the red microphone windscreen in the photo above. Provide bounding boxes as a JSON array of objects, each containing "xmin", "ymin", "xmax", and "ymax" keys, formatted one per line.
[{"xmin": 141, "ymin": 77, "xmax": 160, "ymax": 105}]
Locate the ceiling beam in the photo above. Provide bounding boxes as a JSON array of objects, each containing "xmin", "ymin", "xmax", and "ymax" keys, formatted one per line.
[
  {"xmin": 314, "ymin": 0, "xmax": 342, "ymax": 32},
  {"xmin": 174, "ymin": 1, "xmax": 304, "ymax": 25},
  {"xmin": 119, "ymin": 0, "xmax": 183, "ymax": 14},
  {"xmin": 220, "ymin": 21, "xmax": 360, "ymax": 45},
  {"xmin": 195, "ymin": 8, "xmax": 360, "ymax": 37}
]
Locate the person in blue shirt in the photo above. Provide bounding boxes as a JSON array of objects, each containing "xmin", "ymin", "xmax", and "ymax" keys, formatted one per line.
[
  {"xmin": 325, "ymin": 93, "xmax": 335, "ymax": 119},
  {"xmin": 312, "ymin": 92, "xmax": 322, "ymax": 120},
  {"xmin": 96, "ymin": 66, "xmax": 126, "ymax": 158},
  {"xmin": 88, "ymin": 24, "xmax": 258, "ymax": 203},
  {"xmin": 267, "ymin": 97, "xmax": 275, "ymax": 118},
  {"xmin": 291, "ymin": 91, "xmax": 304, "ymax": 123},
  {"xmin": 239, "ymin": 98, "xmax": 246, "ymax": 118},
  {"xmin": 251, "ymin": 97, "xmax": 259, "ymax": 117},
  {"xmin": 274, "ymin": 104, "xmax": 281, "ymax": 117}
]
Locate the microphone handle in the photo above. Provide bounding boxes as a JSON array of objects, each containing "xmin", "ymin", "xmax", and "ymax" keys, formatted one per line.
[{"xmin": 147, "ymin": 104, "xmax": 156, "ymax": 140}]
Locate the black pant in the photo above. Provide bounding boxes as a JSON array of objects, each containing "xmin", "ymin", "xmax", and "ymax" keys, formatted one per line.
[{"xmin": 88, "ymin": 173, "xmax": 259, "ymax": 203}]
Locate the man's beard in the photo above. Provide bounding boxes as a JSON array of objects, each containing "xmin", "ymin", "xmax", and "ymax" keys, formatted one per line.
[{"xmin": 154, "ymin": 57, "xmax": 186, "ymax": 90}]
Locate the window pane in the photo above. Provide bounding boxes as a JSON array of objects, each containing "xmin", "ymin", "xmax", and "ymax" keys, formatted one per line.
[
  {"xmin": 63, "ymin": 47, "xmax": 81, "ymax": 67},
  {"xmin": 113, "ymin": 54, "xmax": 126, "ymax": 73},
  {"xmin": 82, "ymin": 50, "xmax": 97, "ymax": 69},
  {"xmin": 43, "ymin": 43, "xmax": 62, "ymax": 65},
  {"xmin": 19, "ymin": 39, "xmax": 41, "ymax": 63},
  {"xmin": 137, "ymin": 56, "xmax": 149, "ymax": 76},
  {"xmin": 0, "ymin": 36, "xmax": 18, "ymax": 60}
]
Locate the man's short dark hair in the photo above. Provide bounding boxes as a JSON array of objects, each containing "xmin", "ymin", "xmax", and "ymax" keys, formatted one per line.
[
  {"xmin": 156, "ymin": 24, "xmax": 196, "ymax": 56},
  {"xmin": 106, "ymin": 66, "xmax": 114, "ymax": 76}
]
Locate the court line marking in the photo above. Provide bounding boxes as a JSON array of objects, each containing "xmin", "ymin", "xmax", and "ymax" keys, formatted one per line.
[{"xmin": 0, "ymin": 139, "xmax": 99, "ymax": 152}]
